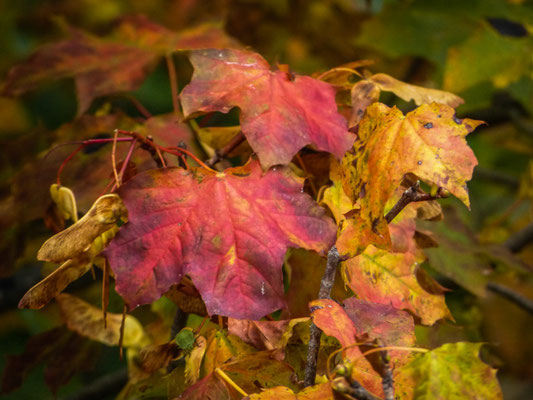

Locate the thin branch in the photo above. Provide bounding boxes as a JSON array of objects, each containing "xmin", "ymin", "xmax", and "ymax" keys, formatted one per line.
[
  {"xmin": 166, "ymin": 53, "xmax": 182, "ymax": 117},
  {"xmin": 380, "ymin": 349, "xmax": 394, "ymax": 400},
  {"xmin": 304, "ymin": 246, "xmax": 341, "ymax": 387},
  {"xmin": 487, "ymin": 282, "xmax": 533, "ymax": 315},
  {"xmin": 205, "ymin": 131, "xmax": 246, "ymax": 167},
  {"xmin": 331, "ymin": 377, "xmax": 376, "ymax": 400},
  {"xmin": 504, "ymin": 222, "xmax": 533, "ymax": 253},
  {"xmin": 385, "ymin": 181, "xmax": 448, "ymax": 224},
  {"xmin": 111, "ymin": 130, "xmax": 120, "ymax": 187},
  {"xmin": 62, "ymin": 368, "xmax": 128, "ymax": 400}
]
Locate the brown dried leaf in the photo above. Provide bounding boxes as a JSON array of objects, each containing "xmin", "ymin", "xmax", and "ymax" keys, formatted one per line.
[
  {"xmin": 56, "ymin": 293, "xmax": 149, "ymax": 348},
  {"xmin": 185, "ymin": 336, "xmax": 207, "ymax": 385},
  {"xmin": 138, "ymin": 342, "xmax": 181, "ymax": 374}
]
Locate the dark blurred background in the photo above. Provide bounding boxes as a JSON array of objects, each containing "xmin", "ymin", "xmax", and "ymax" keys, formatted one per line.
[{"xmin": 0, "ymin": 1, "xmax": 531, "ymax": 399}]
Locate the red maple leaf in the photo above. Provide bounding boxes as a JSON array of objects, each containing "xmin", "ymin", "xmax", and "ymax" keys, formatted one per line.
[
  {"xmin": 105, "ymin": 160, "xmax": 336, "ymax": 319},
  {"xmin": 181, "ymin": 49, "xmax": 354, "ymax": 168}
]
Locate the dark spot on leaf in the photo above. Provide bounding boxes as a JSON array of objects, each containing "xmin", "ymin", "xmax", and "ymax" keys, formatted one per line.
[
  {"xmin": 232, "ymin": 172, "xmax": 250, "ymax": 177},
  {"xmin": 453, "ymin": 114, "xmax": 463, "ymax": 124},
  {"xmin": 417, "ymin": 160, "xmax": 422, "ymax": 165},
  {"xmin": 437, "ymin": 114, "xmax": 441, "ymax": 118},
  {"xmin": 371, "ymin": 218, "xmax": 380, "ymax": 234},
  {"xmin": 309, "ymin": 305, "xmax": 323, "ymax": 312},
  {"xmin": 424, "ymin": 122, "xmax": 433, "ymax": 129},
  {"xmin": 359, "ymin": 183, "xmax": 366, "ymax": 198}
]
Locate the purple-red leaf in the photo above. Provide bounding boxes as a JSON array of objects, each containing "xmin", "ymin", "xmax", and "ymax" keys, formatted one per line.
[
  {"xmin": 181, "ymin": 49, "xmax": 354, "ymax": 168},
  {"xmin": 105, "ymin": 160, "xmax": 336, "ymax": 319}
]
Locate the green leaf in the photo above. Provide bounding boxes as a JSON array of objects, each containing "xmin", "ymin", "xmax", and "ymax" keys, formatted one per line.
[{"xmin": 397, "ymin": 342, "xmax": 503, "ymax": 400}]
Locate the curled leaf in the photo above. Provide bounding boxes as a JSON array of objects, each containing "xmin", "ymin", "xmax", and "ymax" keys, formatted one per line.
[
  {"xmin": 50, "ymin": 184, "xmax": 78, "ymax": 222},
  {"xmin": 56, "ymin": 293, "xmax": 149, "ymax": 348},
  {"xmin": 185, "ymin": 336, "xmax": 207, "ymax": 385}
]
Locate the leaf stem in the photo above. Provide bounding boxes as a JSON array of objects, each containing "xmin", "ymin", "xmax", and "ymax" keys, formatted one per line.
[
  {"xmin": 205, "ymin": 131, "xmax": 246, "ymax": 168},
  {"xmin": 111, "ymin": 130, "xmax": 120, "ymax": 188},
  {"xmin": 56, "ymin": 144, "xmax": 84, "ymax": 185},
  {"xmin": 215, "ymin": 368, "xmax": 248, "ymax": 397}
]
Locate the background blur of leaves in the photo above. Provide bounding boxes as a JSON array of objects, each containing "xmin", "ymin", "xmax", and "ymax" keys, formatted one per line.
[{"xmin": 0, "ymin": 0, "xmax": 531, "ymax": 399}]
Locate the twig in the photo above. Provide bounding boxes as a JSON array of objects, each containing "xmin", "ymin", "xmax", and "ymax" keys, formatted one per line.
[
  {"xmin": 504, "ymin": 222, "xmax": 533, "ymax": 253},
  {"xmin": 474, "ymin": 166, "xmax": 519, "ymax": 189},
  {"xmin": 304, "ymin": 246, "xmax": 341, "ymax": 387},
  {"xmin": 62, "ymin": 368, "xmax": 128, "ymax": 400},
  {"xmin": 205, "ymin": 131, "xmax": 246, "ymax": 167},
  {"xmin": 331, "ymin": 377, "xmax": 376, "ymax": 400},
  {"xmin": 111, "ymin": 93, "xmax": 152, "ymax": 119},
  {"xmin": 380, "ymin": 349, "xmax": 394, "ymax": 400},
  {"xmin": 111, "ymin": 130, "xmax": 120, "ymax": 187},
  {"xmin": 385, "ymin": 181, "xmax": 448, "ymax": 224},
  {"xmin": 487, "ymin": 282, "xmax": 533, "ymax": 315},
  {"xmin": 166, "ymin": 53, "xmax": 181, "ymax": 117}
]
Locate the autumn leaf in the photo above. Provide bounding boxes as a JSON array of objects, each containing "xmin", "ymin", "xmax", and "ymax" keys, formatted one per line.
[
  {"xmin": 185, "ymin": 336, "xmax": 207, "ymax": 385},
  {"xmin": 180, "ymin": 371, "xmax": 235, "ymax": 400},
  {"xmin": 180, "ymin": 49, "xmax": 354, "ymax": 169},
  {"xmin": 342, "ymin": 297, "xmax": 415, "ymax": 370},
  {"xmin": 443, "ymin": 24, "xmax": 532, "ymax": 94},
  {"xmin": 1, "ymin": 327, "xmax": 99, "ymax": 395},
  {"xmin": 335, "ymin": 102, "xmax": 482, "ymax": 256},
  {"xmin": 138, "ymin": 342, "xmax": 181, "ymax": 374},
  {"xmin": 309, "ymin": 299, "xmax": 383, "ymax": 397},
  {"xmin": 341, "ymin": 235, "xmax": 451, "ymax": 326},
  {"xmin": 350, "ymin": 73, "xmax": 463, "ymax": 126},
  {"xmin": 105, "ymin": 160, "xmax": 336, "ymax": 319},
  {"xmin": 228, "ymin": 317, "xmax": 308, "ymax": 351},
  {"xmin": 246, "ymin": 383, "xmax": 335, "ymax": 399},
  {"xmin": 396, "ymin": 342, "xmax": 503, "ymax": 400},
  {"xmin": 201, "ymin": 330, "xmax": 256, "ymax": 376},
  {"xmin": 343, "ymin": 297, "xmax": 415, "ymax": 347},
  {"xmin": 1, "ymin": 15, "xmax": 238, "ymax": 114},
  {"xmin": 56, "ymin": 293, "xmax": 149, "ymax": 348},
  {"xmin": 182, "ymin": 351, "xmax": 297, "ymax": 399}
]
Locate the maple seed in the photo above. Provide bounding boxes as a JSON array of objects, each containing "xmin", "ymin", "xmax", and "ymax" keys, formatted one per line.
[{"xmin": 38, "ymin": 194, "xmax": 128, "ymax": 263}]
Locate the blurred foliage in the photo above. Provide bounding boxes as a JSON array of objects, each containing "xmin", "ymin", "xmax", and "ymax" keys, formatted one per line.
[{"xmin": 0, "ymin": 0, "xmax": 532, "ymax": 399}]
